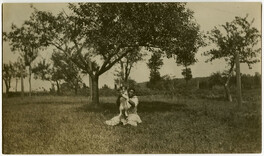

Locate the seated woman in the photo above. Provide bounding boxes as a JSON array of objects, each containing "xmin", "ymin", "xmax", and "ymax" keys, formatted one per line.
[{"xmin": 105, "ymin": 88, "xmax": 142, "ymax": 126}]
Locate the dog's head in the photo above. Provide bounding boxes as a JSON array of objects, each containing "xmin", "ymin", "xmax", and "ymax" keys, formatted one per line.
[
  {"xmin": 115, "ymin": 84, "xmax": 127, "ymax": 93},
  {"xmin": 120, "ymin": 86, "xmax": 127, "ymax": 93}
]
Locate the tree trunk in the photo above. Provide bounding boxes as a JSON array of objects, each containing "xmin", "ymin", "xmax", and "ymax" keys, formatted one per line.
[
  {"xmin": 224, "ymin": 62, "xmax": 235, "ymax": 102},
  {"xmin": 28, "ymin": 65, "xmax": 32, "ymax": 97},
  {"xmin": 75, "ymin": 87, "xmax": 78, "ymax": 95},
  {"xmin": 89, "ymin": 75, "xmax": 93, "ymax": 99},
  {"xmin": 8, "ymin": 79, "xmax": 11, "ymax": 97},
  {"xmin": 89, "ymin": 60, "xmax": 93, "ymax": 99},
  {"xmin": 6, "ymin": 87, "xmax": 10, "ymax": 97},
  {"xmin": 120, "ymin": 61, "xmax": 125, "ymax": 82},
  {"xmin": 91, "ymin": 75, "xmax": 99, "ymax": 107},
  {"xmin": 56, "ymin": 81, "xmax": 60, "ymax": 95},
  {"xmin": 124, "ymin": 77, "xmax": 128, "ymax": 87},
  {"xmin": 21, "ymin": 76, "xmax": 24, "ymax": 98},
  {"xmin": 185, "ymin": 66, "xmax": 188, "ymax": 86},
  {"xmin": 74, "ymin": 82, "xmax": 78, "ymax": 95},
  {"xmin": 224, "ymin": 73, "xmax": 232, "ymax": 102},
  {"xmin": 15, "ymin": 78, "xmax": 18, "ymax": 92},
  {"xmin": 4, "ymin": 80, "xmax": 9, "ymax": 97},
  {"xmin": 224, "ymin": 84, "xmax": 232, "ymax": 102},
  {"xmin": 236, "ymin": 51, "xmax": 242, "ymax": 108}
]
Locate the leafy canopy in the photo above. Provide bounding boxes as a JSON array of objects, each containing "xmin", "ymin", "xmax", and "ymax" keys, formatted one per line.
[
  {"xmin": 29, "ymin": 3, "xmax": 200, "ymax": 77},
  {"xmin": 205, "ymin": 15, "xmax": 261, "ymax": 69}
]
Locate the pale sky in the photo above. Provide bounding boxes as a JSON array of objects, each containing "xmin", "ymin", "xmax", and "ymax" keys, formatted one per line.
[{"xmin": 2, "ymin": 2, "xmax": 262, "ymax": 92}]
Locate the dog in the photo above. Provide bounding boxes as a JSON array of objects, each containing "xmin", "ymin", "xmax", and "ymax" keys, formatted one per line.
[{"xmin": 118, "ymin": 86, "xmax": 131, "ymax": 118}]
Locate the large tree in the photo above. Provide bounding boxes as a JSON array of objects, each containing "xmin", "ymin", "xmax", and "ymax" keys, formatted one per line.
[
  {"xmin": 29, "ymin": 3, "xmax": 201, "ymax": 106},
  {"xmin": 205, "ymin": 15, "xmax": 261, "ymax": 105}
]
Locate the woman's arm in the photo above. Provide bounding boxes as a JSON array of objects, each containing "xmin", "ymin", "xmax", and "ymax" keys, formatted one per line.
[
  {"xmin": 128, "ymin": 96, "xmax": 138, "ymax": 107},
  {"xmin": 128, "ymin": 99, "xmax": 136, "ymax": 107}
]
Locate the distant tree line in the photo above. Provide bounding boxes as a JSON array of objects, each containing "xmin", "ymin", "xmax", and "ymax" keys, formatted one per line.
[{"xmin": 196, "ymin": 72, "xmax": 261, "ymax": 90}]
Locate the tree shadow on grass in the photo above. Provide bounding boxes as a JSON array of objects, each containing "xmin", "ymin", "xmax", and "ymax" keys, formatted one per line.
[
  {"xmin": 6, "ymin": 100, "xmax": 85, "ymax": 106},
  {"xmin": 75, "ymin": 103, "xmax": 118, "ymax": 114},
  {"xmin": 76, "ymin": 101, "xmax": 187, "ymax": 113},
  {"xmin": 138, "ymin": 101, "xmax": 187, "ymax": 112}
]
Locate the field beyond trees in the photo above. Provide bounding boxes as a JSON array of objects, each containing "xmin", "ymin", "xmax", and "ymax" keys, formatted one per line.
[{"xmin": 2, "ymin": 89, "xmax": 261, "ymax": 154}]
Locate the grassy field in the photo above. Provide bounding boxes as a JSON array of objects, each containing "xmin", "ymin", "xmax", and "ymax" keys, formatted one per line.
[{"xmin": 2, "ymin": 89, "xmax": 262, "ymax": 154}]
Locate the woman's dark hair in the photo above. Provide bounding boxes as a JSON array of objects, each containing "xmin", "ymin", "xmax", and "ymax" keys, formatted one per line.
[{"xmin": 128, "ymin": 88, "xmax": 135, "ymax": 92}]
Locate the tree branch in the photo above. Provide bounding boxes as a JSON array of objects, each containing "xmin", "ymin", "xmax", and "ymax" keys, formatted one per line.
[
  {"xmin": 98, "ymin": 50, "xmax": 129, "ymax": 75},
  {"xmin": 98, "ymin": 46, "xmax": 121, "ymax": 75},
  {"xmin": 126, "ymin": 63, "xmax": 133, "ymax": 81},
  {"xmin": 124, "ymin": 59, "xmax": 130, "ymax": 81}
]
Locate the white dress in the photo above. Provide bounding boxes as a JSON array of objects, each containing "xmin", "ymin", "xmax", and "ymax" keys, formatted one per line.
[{"xmin": 105, "ymin": 96, "xmax": 142, "ymax": 126}]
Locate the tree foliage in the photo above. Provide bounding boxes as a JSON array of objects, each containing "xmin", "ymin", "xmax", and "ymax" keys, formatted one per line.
[
  {"xmin": 13, "ymin": 59, "xmax": 27, "ymax": 78},
  {"xmin": 51, "ymin": 51, "xmax": 83, "ymax": 95},
  {"xmin": 32, "ymin": 51, "xmax": 83, "ymax": 95},
  {"xmin": 205, "ymin": 15, "xmax": 261, "ymax": 68},
  {"xmin": 32, "ymin": 60, "xmax": 51, "ymax": 80},
  {"xmin": 147, "ymin": 52, "xmax": 163, "ymax": 89},
  {"xmin": 32, "ymin": 58, "xmax": 64, "ymax": 94},
  {"xmin": 3, "ymin": 24, "xmax": 45, "ymax": 66}
]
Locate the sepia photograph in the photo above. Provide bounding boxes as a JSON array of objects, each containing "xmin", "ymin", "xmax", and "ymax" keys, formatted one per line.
[{"xmin": 2, "ymin": 1, "xmax": 262, "ymax": 154}]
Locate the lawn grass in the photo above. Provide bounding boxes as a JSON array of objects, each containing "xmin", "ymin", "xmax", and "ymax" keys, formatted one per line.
[{"xmin": 2, "ymin": 89, "xmax": 261, "ymax": 154}]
